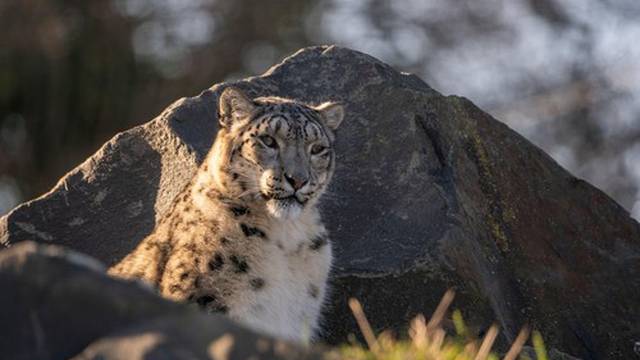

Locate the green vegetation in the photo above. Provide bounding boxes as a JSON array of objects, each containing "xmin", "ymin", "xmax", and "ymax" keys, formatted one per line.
[{"xmin": 328, "ymin": 290, "xmax": 545, "ymax": 360}]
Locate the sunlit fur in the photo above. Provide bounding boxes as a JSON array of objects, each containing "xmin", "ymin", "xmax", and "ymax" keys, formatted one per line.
[{"xmin": 109, "ymin": 88, "xmax": 343, "ymax": 342}]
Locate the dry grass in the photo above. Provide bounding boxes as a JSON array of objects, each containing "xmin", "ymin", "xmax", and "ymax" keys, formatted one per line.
[{"xmin": 328, "ymin": 290, "xmax": 548, "ymax": 360}]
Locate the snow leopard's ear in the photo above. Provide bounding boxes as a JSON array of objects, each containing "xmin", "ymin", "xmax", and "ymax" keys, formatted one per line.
[
  {"xmin": 218, "ymin": 87, "xmax": 256, "ymax": 128},
  {"xmin": 315, "ymin": 102, "xmax": 344, "ymax": 130}
]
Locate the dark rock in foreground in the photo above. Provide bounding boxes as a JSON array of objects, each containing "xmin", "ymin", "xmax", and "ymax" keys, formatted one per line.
[
  {"xmin": 2, "ymin": 46, "xmax": 639, "ymax": 359},
  {"xmin": 0, "ymin": 242, "xmax": 313, "ymax": 359}
]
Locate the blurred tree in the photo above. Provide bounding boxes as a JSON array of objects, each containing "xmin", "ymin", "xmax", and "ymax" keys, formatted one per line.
[{"xmin": 1, "ymin": 0, "xmax": 137, "ymax": 199}]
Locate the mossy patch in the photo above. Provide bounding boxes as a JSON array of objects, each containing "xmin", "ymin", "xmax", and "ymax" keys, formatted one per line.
[{"xmin": 451, "ymin": 97, "xmax": 513, "ymax": 253}]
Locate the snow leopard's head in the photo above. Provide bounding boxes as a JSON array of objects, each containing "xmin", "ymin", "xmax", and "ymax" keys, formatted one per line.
[{"xmin": 211, "ymin": 87, "xmax": 344, "ymax": 219}]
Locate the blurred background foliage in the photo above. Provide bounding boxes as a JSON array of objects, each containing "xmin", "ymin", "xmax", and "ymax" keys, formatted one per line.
[{"xmin": 1, "ymin": 0, "xmax": 640, "ymax": 220}]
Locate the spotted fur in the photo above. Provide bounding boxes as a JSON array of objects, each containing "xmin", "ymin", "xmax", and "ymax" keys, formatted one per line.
[{"xmin": 108, "ymin": 87, "xmax": 344, "ymax": 342}]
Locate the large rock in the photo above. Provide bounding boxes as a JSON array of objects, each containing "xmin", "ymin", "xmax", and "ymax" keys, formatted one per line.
[
  {"xmin": 0, "ymin": 241, "xmax": 315, "ymax": 359},
  {"xmin": 1, "ymin": 45, "xmax": 639, "ymax": 359}
]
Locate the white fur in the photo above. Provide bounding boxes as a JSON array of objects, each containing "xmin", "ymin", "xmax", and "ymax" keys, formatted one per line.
[
  {"xmin": 266, "ymin": 199, "xmax": 303, "ymax": 219},
  {"xmin": 230, "ymin": 209, "xmax": 332, "ymax": 342}
]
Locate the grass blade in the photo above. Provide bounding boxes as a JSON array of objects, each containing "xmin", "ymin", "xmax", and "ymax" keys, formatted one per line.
[{"xmin": 348, "ymin": 298, "xmax": 380, "ymax": 354}]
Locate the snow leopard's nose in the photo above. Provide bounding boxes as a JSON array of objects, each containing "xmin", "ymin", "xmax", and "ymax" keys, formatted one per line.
[{"xmin": 284, "ymin": 172, "xmax": 308, "ymax": 191}]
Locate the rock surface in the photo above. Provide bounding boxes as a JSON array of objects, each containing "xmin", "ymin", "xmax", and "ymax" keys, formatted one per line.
[
  {"xmin": 0, "ymin": 241, "xmax": 316, "ymax": 359},
  {"xmin": 1, "ymin": 45, "xmax": 639, "ymax": 359}
]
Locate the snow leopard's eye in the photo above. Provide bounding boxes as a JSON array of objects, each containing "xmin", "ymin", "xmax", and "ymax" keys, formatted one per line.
[
  {"xmin": 310, "ymin": 144, "xmax": 327, "ymax": 155},
  {"xmin": 259, "ymin": 135, "xmax": 277, "ymax": 149}
]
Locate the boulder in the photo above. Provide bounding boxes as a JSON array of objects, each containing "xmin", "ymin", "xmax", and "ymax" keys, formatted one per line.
[
  {"xmin": 1, "ymin": 45, "xmax": 639, "ymax": 359},
  {"xmin": 0, "ymin": 241, "xmax": 315, "ymax": 359}
]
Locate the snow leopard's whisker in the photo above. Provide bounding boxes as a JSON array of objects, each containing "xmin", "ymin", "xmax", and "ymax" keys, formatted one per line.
[{"xmin": 236, "ymin": 188, "xmax": 259, "ymax": 198}]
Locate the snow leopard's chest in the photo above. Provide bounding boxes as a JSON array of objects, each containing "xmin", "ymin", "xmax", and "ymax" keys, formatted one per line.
[{"xmin": 228, "ymin": 218, "xmax": 332, "ymax": 342}]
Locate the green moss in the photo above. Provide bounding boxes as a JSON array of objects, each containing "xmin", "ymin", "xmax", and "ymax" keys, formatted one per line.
[{"xmin": 450, "ymin": 96, "xmax": 513, "ymax": 254}]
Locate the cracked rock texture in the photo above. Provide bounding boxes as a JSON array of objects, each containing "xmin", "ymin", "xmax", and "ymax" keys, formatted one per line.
[{"xmin": 1, "ymin": 46, "xmax": 639, "ymax": 359}]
